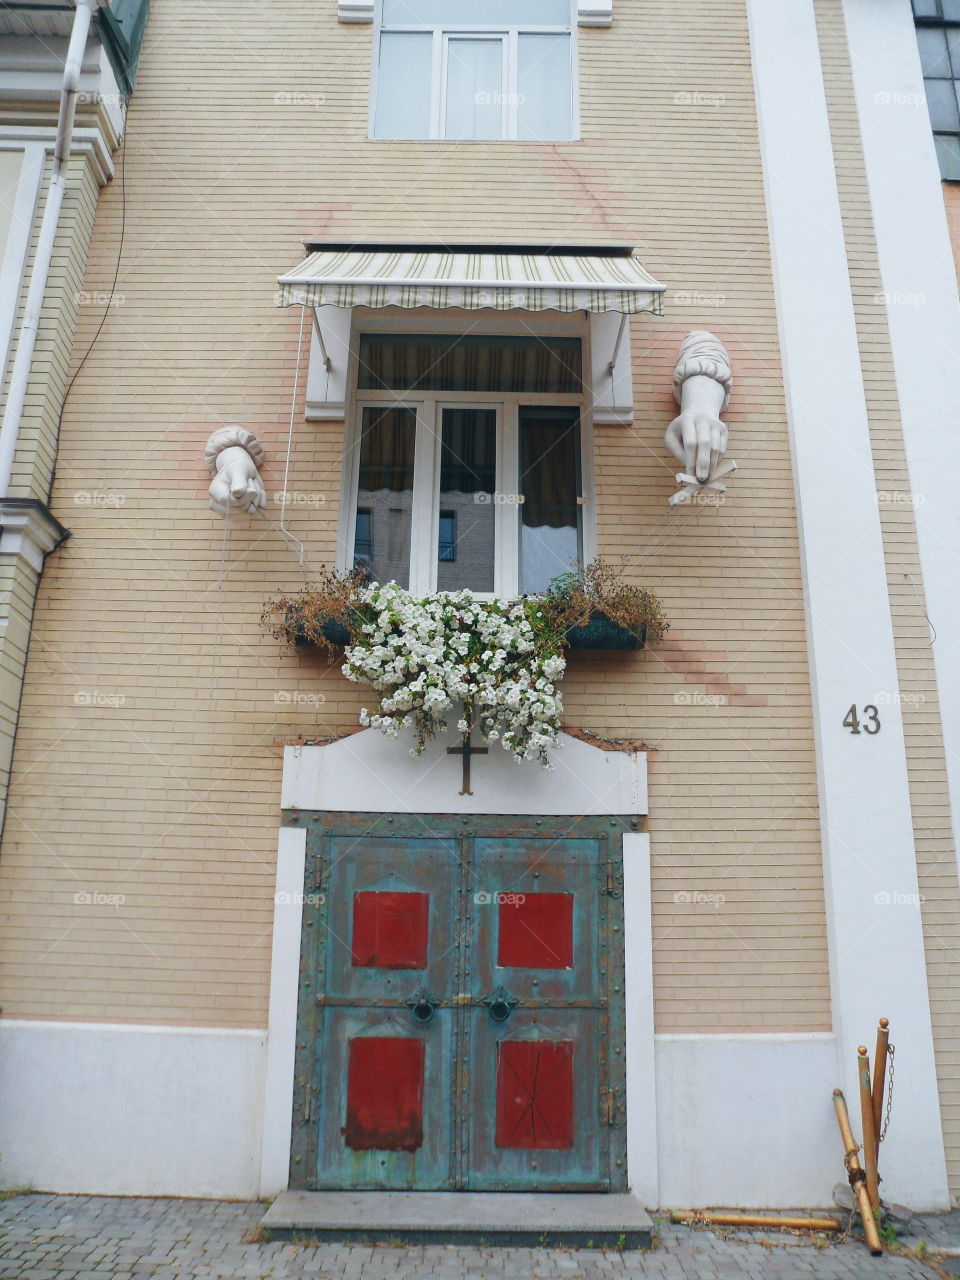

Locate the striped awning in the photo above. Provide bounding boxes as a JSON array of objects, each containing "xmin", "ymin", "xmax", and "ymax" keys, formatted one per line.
[{"xmin": 276, "ymin": 248, "xmax": 664, "ymax": 315}]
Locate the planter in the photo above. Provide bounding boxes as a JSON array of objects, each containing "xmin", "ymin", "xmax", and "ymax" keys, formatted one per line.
[
  {"xmin": 289, "ymin": 612, "xmax": 352, "ymax": 648},
  {"xmin": 565, "ymin": 612, "xmax": 645, "ymax": 651}
]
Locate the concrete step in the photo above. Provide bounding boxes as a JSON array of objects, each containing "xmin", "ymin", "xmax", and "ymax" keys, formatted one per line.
[{"xmin": 261, "ymin": 1189, "xmax": 654, "ymax": 1249}]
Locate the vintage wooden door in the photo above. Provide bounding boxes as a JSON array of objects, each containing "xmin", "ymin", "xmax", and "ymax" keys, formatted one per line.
[{"xmin": 290, "ymin": 815, "xmax": 628, "ymax": 1192}]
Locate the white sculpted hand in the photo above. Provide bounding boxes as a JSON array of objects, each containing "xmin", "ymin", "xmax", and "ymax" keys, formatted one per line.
[
  {"xmin": 208, "ymin": 448, "xmax": 267, "ymax": 515},
  {"xmin": 204, "ymin": 427, "xmax": 267, "ymax": 516},
  {"xmin": 665, "ymin": 375, "xmax": 729, "ymax": 483}
]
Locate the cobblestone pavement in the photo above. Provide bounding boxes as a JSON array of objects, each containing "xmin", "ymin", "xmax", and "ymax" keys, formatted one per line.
[{"xmin": 0, "ymin": 1193, "xmax": 955, "ymax": 1280}]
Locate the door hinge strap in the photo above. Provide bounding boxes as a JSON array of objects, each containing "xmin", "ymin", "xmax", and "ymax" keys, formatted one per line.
[{"xmin": 602, "ymin": 1086, "xmax": 616, "ymax": 1125}]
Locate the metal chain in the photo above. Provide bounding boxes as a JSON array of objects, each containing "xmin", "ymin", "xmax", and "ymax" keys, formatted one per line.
[{"xmin": 880, "ymin": 1043, "xmax": 895, "ymax": 1143}]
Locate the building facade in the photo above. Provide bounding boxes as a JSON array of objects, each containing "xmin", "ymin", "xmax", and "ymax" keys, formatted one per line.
[{"xmin": 0, "ymin": 0, "xmax": 959, "ymax": 1211}]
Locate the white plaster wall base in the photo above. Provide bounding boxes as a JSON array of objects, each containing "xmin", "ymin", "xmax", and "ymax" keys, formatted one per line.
[
  {"xmin": 0, "ymin": 1021, "xmax": 266, "ymax": 1198},
  {"xmin": 655, "ymin": 1035, "xmax": 839, "ymax": 1208},
  {"xmin": 282, "ymin": 728, "xmax": 647, "ymax": 816}
]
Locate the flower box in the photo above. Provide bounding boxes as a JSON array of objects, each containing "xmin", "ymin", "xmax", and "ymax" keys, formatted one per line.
[
  {"xmin": 565, "ymin": 612, "xmax": 645, "ymax": 651},
  {"xmin": 289, "ymin": 613, "xmax": 352, "ymax": 648}
]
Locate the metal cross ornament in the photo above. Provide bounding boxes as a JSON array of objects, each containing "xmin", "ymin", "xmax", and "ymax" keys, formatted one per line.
[{"xmin": 447, "ymin": 727, "xmax": 488, "ymax": 796}]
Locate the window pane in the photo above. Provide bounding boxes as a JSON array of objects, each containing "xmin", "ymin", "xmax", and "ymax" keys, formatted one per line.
[
  {"xmin": 445, "ymin": 38, "xmax": 503, "ymax": 139},
  {"xmin": 517, "ymin": 34, "xmax": 573, "ymax": 140},
  {"xmin": 942, "ymin": 0, "xmax": 960, "ymax": 18},
  {"xmin": 927, "ymin": 76, "xmax": 960, "ymax": 129},
  {"xmin": 918, "ymin": 27, "xmax": 950, "ymax": 76},
  {"xmin": 437, "ymin": 408, "xmax": 496, "ymax": 592},
  {"xmin": 358, "ymin": 334, "xmax": 582, "ymax": 393},
  {"xmin": 384, "ymin": 0, "xmax": 570, "ymax": 25},
  {"xmin": 913, "ymin": 0, "xmax": 941, "ymax": 14},
  {"xmin": 519, "ymin": 406, "xmax": 581, "ymax": 595},
  {"xmin": 935, "ymin": 132, "xmax": 960, "ymax": 179},
  {"xmin": 355, "ymin": 407, "xmax": 416, "ymax": 586},
  {"xmin": 374, "ymin": 32, "xmax": 433, "ymax": 139}
]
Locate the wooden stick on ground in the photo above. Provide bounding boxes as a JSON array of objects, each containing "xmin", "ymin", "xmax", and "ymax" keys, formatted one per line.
[
  {"xmin": 858, "ymin": 1046, "xmax": 881, "ymax": 1210},
  {"xmin": 872, "ymin": 1018, "xmax": 890, "ymax": 1146},
  {"xmin": 833, "ymin": 1088, "xmax": 883, "ymax": 1255},
  {"xmin": 670, "ymin": 1211, "xmax": 841, "ymax": 1231}
]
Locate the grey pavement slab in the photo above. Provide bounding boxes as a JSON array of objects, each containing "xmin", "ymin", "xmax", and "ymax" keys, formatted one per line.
[{"xmin": 0, "ymin": 1192, "xmax": 950, "ymax": 1279}]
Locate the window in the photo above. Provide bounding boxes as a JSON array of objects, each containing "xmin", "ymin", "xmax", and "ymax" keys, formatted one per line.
[
  {"xmin": 345, "ymin": 325, "xmax": 590, "ymax": 597},
  {"xmin": 913, "ymin": 0, "xmax": 960, "ymax": 179},
  {"xmin": 438, "ymin": 512, "xmax": 457, "ymax": 562},
  {"xmin": 372, "ymin": 0, "xmax": 576, "ymax": 141}
]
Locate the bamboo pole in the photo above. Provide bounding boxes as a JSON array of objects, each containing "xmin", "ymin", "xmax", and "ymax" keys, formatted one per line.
[
  {"xmin": 858, "ymin": 1046, "xmax": 881, "ymax": 1210},
  {"xmin": 833, "ymin": 1088, "xmax": 883, "ymax": 1255},
  {"xmin": 670, "ymin": 1211, "xmax": 841, "ymax": 1231},
  {"xmin": 872, "ymin": 1018, "xmax": 890, "ymax": 1146}
]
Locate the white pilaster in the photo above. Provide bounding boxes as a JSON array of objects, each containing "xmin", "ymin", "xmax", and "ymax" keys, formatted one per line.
[
  {"xmin": 746, "ymin": 0, "xmax": 948, "ymax": 1206},
  {"xmin": 260, "ymin": 825, "xmax": 307, "ymax": 1197},
  {"xmin": 841, "ymin": 0, "xmax": 960, "ymax": 886}
]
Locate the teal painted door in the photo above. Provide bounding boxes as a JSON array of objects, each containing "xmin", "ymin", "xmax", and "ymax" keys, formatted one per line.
[{"xmin": 290, "ymin": 816, "xmax": 628, "ymax": 1192}]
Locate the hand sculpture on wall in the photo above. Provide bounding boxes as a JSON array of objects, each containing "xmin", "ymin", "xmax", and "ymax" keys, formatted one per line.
[
  {"xmin": 665, "ymin": 331, "xmax": 737, "ymax": 507},
  {"xmin": 204, "ymin": 427, "xmax": 267, "ymax": 516}
]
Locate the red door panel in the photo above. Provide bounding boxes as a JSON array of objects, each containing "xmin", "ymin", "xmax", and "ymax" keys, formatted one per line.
[
  {"xmin": 351, "ymin": 891, "xmax": 430, "ymax": 969},
  {"xmin": 345, "ymin": 1036, "xmax": 425, "ymax": 1152},
  {"xmin": 495, "ymin": 1040, "xmax": 574, "ymax": 1150},
  {"xmin": 498, "ymin": 892, "xmax": 574, "ymax": 969}
]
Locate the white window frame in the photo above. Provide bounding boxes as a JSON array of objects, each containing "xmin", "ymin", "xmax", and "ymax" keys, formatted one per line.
[
  {"xmin": 338, "ymin": 308, "xmax": 596, "ymax": 598},
  {"xmin": 369, "ymin": 0, "xmax": 580, "ymax": 141}
]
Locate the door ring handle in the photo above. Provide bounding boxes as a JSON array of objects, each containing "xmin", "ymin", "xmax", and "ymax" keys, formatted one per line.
[
  {"xmin": 406, "ymin": 988, "xmax": 440, "ymax": 1024},
  {"xmin": 482, "ymin": 985, "xmax": 519, "ymax": 1023}
]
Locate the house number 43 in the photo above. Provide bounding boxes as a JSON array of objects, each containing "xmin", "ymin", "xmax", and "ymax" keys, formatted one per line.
[{"xmin": 843, "ymin": 704, "xmax": 881, "ymax": 735}]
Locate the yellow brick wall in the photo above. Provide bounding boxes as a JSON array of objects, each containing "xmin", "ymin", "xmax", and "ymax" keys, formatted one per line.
[
  {"xmin": 815, "ymin": 0, "xmax": 960, "ymax": 1202},
  {"xmin": 0, "ymin": 0, "xmax": 831, "ymax": 1031}
]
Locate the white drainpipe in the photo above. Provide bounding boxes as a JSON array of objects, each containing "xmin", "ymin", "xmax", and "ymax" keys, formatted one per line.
[{"xmin": 0, "ymin": 0, "xmax": 95, "ymax": 495}]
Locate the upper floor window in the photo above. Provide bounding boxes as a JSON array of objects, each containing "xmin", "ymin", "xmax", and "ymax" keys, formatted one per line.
[
  {"xmin": 372, "ymin": 0, "xmax": 576, "ymax": 141},
  {"xmin": 913, "ymin": 0, "xmax": 960, "ymax": 178}
]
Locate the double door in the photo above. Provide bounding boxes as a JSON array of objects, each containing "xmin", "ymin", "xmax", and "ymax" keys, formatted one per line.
[{"xmin": 289, "ymin": 815, "xmax": 628, "ymax": 1192}]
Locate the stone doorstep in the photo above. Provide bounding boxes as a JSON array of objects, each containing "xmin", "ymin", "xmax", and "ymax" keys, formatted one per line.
[{"xmin": 260, "ymin": 1190, "xmax": 654, "ymax": 1249}]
